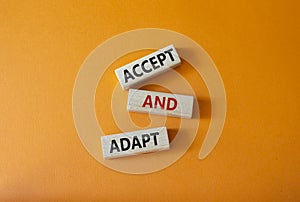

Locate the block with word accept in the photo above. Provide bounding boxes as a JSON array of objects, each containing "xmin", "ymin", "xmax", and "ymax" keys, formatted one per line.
[
  {"xmin": 127, "ymin": 89, "xmax": 194, "ymax": 118},
  {"xmin": 101, "ymin": 127, "xmax": 169, "ymax": 159},
  {"xmin": 115, "ymin": 44, "xmax": 181, "ymax": 90}
]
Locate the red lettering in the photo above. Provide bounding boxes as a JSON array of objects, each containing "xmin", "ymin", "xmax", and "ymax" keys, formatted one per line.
[
  {"xmin": 154, "ymin": 96, "xmax": 166, "ymax": 109},
  {"xmin": 142, "ymin": 95, "xmax": 177, "ymax": 110},
  {"xmin": 166, "ymin": 97, "xmax": 177, "ymax": 110},
  {"xmin": 142, "ymin": 95, "xmax": 153, "ymax": 108}
]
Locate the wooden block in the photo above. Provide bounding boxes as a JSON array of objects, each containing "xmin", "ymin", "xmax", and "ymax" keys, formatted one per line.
[
  {"xmin": 115, "ymin": 44, "xmax": 181, "ymax": 90},
  {"xmin": 101, "ymin": 127, "xmax": 169, "ymax": 159},
  {"xmin": 127, "ymin": 89, "xmax": 194, "ymax": 119}
]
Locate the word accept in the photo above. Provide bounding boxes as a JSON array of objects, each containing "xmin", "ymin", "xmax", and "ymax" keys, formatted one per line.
[
  {"xmin": 127, "ymin": 89, "xmax": 194, "ymax": 118},
  {"xmin": 101, "ymin": 127, "xmax": 169, "ymax": 159},
  {"xmin": 115, "ymin": 44, "xmax": 181, "ymax": 90}
]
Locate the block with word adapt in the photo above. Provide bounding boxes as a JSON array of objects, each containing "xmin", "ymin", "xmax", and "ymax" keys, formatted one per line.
[
  {"xmin": 101, "ymin": 127, "xmax": 169, "ymax": 159},
  {"xmin": 127, "ymin": 89, "xmax": 194, "ymax": 118},
  {"xmin": 115, "ymin": 44, "xmax": 181, "ymax": 90}
]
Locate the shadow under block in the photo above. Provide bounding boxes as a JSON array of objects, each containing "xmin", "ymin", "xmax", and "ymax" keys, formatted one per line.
[
  {"xmin": 101, "ymin": 127, "xmax": 170, "ymax": 159},
  {"xmin": 115, "ymin": 44, "xmax": 181, "ymax": 90},
  {"xmin": 127, "ymin": 89, "xmax": 194, "ymax": 118}
]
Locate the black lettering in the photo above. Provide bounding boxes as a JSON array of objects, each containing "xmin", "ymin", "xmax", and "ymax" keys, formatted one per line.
[
  {"xmin": 124, "ymin": 69, "xmax": 135, "ymax": 83},
  {"xmin": 156, "ymin": 53, "xmax": 167, "ymax": 66},
  {"xmin": 150, "ymin": 132, "xmax": 159, "ymax": 146},
  {"xmin": 132, "ymin": 64, "xmax": 143, "ymax": 77},
  {"xmin": 164, "ymin": 48, "xmax": 175, "ymax": 61},
  {"xmin": 120, "ymin": 138, "xmax": 130, "ymax": 151},
  {"xmin": 141, "ymin": 134, "xmax": 151, "ymax": 147},
  {"xmin": 110, "ymin": 139, "xmax": 120, "ymax": 153},
  {"xmin": 149, "ymin": 56, "xmax": 160, "ymax": 70},
  {"xmin": 132, "ymin": 136, "xmax": 142, "ymax": 149},
  {"xmin": 141, "ymin": 60, "xmax": 152, "ymax": 73}
]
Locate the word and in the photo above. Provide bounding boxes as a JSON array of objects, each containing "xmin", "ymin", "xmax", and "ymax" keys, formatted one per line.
[
  {"xmin": 127, "ymin": 89, "xmax": 194, "ymax": 118},
  {"xmin": 142, "ymin": 95, "xmax": 177, "ymax": 110}
]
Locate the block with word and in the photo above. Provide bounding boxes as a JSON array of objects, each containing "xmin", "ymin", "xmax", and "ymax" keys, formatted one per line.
[
  {"xmin": 101, "ymin": 127, "xmax": 169, "ymax": 159},
  {"xmin": 127, "ymin": 89, "xmax": 194, "ymax": 118},
  {"xmin": 115, "ymin": 44, "xmax": 181, "ymax": 90}
]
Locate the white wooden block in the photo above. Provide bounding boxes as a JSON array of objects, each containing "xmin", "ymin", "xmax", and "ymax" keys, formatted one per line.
[
  {"xmin": 101, "ymin": 127, "xmax": 169, "ymax": 159},
  {"xmin": 127, "ymin": 89, "xmax": 194, "ymax": 119},
  {"xmin": 115, "ymin": 44, "xmax": 181, "ymax": 90}
]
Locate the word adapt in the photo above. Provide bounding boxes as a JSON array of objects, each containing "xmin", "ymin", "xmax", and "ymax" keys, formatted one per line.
[
  {"xmin": 115, "ymin": 44, "xmax": 181, "ymax": 90},
  {"xmin": 101, "ymin": 127, "xmax": 169, "ymax": 159},
  {"xmin": 127, "ymin": 89, "xmax": 194, "ymax": 118}
]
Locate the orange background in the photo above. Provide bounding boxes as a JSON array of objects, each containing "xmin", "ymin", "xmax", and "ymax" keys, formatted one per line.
[{"xmin": 0, "ymin": 1, "xmax": 299, "ymax": 201}]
